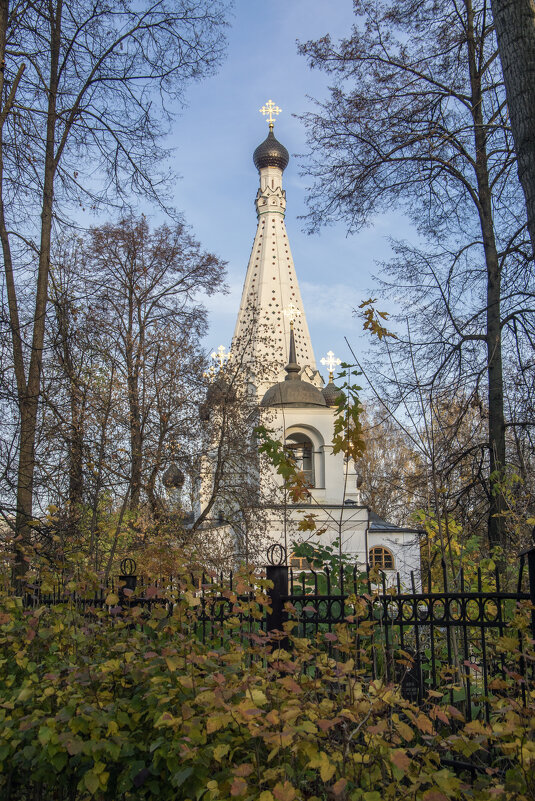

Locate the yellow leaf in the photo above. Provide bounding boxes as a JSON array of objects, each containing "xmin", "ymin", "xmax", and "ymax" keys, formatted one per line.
[
  {"xmin": 320, "ymin": 756, "xmax": 336, "ymax": 783},
  {"xmin": 165, "ymin": 656, "xmax": 181, "ymax": 672},
  {"xmin": 105, "ymin": 593, "xmax": 119, "ymax": 606},
  {"xmin": 183, "ymin": 590, "xmax": 200, "ymax": 607},
  {"xmin": 250, "ymin": 688, "xmax": 268, "ymax": 707},
  {"xmin": 206, "ymin": 713, "xmax": 231, "ymax": 733},
  {"xmin": 395, "ymin": 720, "xmax": 414, "ymax": 742},
  {"xmin": 308, "ymin": 751, "xmax": 336, "ymax": 782},
  {"xmin": 273, "ymin": 781, "xmax": 296, "ymax": 801},
  {"xmin": 416, "ymin": 714, "xmax": 433, "ymax": 734},
  {"xmin": 213, "ymin": 744, "xmax": 230, "ymax": 762},
  {"xmin": 259, "ymin": 793, "xmax": 274, "ymax": 801}
]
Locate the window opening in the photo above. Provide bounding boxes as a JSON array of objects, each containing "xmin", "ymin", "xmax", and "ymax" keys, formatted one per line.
[
  {"xmin": 285, "ymin": 433, "xmax": 315, "ymax": 487},
  {"xmin": 369, "ymin": 546, "xmax": 395, "ymax": 570}
]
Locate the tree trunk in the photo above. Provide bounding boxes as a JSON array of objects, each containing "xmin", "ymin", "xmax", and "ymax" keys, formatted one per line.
[
  {"xmin": 126, "ymin": 276, "xmax": 142, "ymax": 511},
  {"xmin": 0, "ymin": 0, "xmax": 62, "ymax": 582},
  {"xmin": 466, "ymin": 0, "xmax": 507, "ymax": 551},
  {"xmin": 53, "ymin": 293, "xmax": 85, "ymax": 511},
  {"xmin": 491, "ymin": 0, "xmax": 535, "ymax": 255}
]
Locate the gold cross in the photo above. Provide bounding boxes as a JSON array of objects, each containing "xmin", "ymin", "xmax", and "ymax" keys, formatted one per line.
[
  {"xmin": 260, "ymin": 99, "xmax": 282, "ymax": 128},
  {"xmin": 283, "ymin": 303, "xmax": 302, "ymax": 329},
  {"xmin": 211, "ymin": 344, "xmax": 231, "ymax": 369},
  {"xmin": 320, "ymin": 350, "xmax": 341, "ymax": 380}
]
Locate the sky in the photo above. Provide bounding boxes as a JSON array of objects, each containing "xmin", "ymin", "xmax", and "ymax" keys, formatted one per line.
[{"xmin": 166, "ymin": 0, "xmax": 411, "ymax": 385}]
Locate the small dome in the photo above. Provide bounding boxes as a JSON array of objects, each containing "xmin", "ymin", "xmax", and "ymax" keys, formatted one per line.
[
  {"xmin": 261, "ymin": 379, "xmax": 327, "ymax": 408},
  {"xmin": 253, "ymin": 128, "xmax": 289, "ymax": 172},
  {"xmin": 162, "ymin": 463, "xmax": 185, "ymax": 489},
  {"xmin": 205, "ymin": 376, "xmax": 236, "ymax": 406},
  {"xmin": 260, "ymin": 327, "xmax": 326, "ymax": 408},
  {"xmin": 322, "ymin": 380, "xmax": 344, "ymax": 407}
]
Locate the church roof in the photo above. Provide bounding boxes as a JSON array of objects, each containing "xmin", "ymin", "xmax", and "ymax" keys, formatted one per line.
[
  {"xmin": 261, "ymin": 328, "xmax": 326, "ymax": 408},
  {"xmin": 368, "ymin": 510, "xmax": 420, "ymax": 533},
  {"xmin": 253, "ymin": 128, "xmax": 289, "ymax": 171}
]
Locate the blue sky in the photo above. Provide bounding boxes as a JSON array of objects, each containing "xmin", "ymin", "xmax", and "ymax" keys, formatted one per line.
[{"xmin": 167, "ymin": 0, "xmax": 411, "ymax": 383}]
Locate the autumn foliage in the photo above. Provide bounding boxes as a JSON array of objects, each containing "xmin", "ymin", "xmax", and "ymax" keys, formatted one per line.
[{"xmin": 0, "ymin": 579, "xmax": 534, "ymax": 800}]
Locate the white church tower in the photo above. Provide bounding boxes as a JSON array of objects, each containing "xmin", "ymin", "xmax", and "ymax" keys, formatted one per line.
[
  {"xmin": 232, "ymin": 99, "xmax": 322, "ymax": 397},
  {"xmin": 199, "ymin": 102, "xmax": 421, "ymax": 585}
]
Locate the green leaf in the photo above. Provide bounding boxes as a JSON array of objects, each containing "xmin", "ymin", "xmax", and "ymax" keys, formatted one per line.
[
  {"xmin": 173, "ymin": 766, "xmax": 194, "ymax": 788},
  {"xmin": 84, "ymin": 771, "xmax": 100, "ymax": 795}
]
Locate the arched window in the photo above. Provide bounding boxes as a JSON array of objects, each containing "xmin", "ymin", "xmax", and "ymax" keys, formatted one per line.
[
  {"xmin": 285, "ymin": 432, "xmax": 315, "ymax": 487},
  {"xmin": 369, "ymin": 546, "xmax": 395, "ymax": 570}
]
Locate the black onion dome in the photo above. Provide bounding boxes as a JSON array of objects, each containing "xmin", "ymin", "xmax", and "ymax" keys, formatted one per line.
[
  {"xmin": 162, "ymin": 463, "xmax": 185, "ymax": 489},
  {"xmin": 253, "ymin": 128, "xmax": 289, "ymax": 172},
  {"xmin": 205, "ymin": 376, "xmax": 236, "ymax": 406},
  {"xmin": 322, "ymin": 380, "xmax": 344, "ymax": 407},
  {"xmin": 261, "ymin": 329, "xmax": 326, "ymax": 408}
]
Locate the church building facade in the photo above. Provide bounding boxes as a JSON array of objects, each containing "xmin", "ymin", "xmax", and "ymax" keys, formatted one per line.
[{"xmin": 199, "ymin": 103, "xmax": 420, "ymax": 586}]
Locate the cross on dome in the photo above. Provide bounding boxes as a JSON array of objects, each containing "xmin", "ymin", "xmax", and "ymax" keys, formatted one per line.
[
  {"xmin": 211, "ymin": 344, "xmax": 232, "ymax": 370},
  {"xmin": 283, "ymin": 303, "xmax": 302, "ymax": 329},
  {"xmin": 259, "ymin": 99, "xmax": 282, "ymax": 129},
  {"xmin": 321, "ymin": 350, "xmax": 342, "ymax": 380}
]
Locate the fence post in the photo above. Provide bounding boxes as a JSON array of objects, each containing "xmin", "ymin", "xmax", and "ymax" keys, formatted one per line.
[
  {"xmin": 265, "ymin": 544, "xmax": 289, "ymax": 640},
  {"xmin": 118, "ymin": 558, "xmax": 138, "ymax": 609},
  {"xmin": 523, "ymin": 544, "xmax": 535, "ymax": 639},
  {"xmin": 266, "ymin": 563, "xmax": 288, "ymax": 632}
]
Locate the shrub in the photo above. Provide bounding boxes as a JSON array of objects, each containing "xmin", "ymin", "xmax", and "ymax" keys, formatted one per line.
[{"xmin": 0, "ymin": 583, "xmax": 534, "ymax": 800}]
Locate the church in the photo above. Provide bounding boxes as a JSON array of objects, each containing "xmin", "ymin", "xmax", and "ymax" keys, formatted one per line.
[{"xmin": 197, "ymin": 102, "xmax": 420, "ymax": 586}]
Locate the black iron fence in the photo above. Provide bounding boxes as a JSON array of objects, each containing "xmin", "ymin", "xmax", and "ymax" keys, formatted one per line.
[
  {"xmin": 14, "ymin": 547, "xmax": 535, "ymax": 720},
  {"xmin": 279, "ymin": 555, "xmax": 533, "ymax": 720}
]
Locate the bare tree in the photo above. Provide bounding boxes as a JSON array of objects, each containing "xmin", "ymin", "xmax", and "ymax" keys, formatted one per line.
[
  {"xmin": 86, "ymin": 216, "xmax": 225, "ymax": 511},
  {"xmin": 0, "ymin": 0, "xmax": 229, "ymax": 579},
  {"xmin": 34, "ymin": 219, "xmax": 224, "ymax": 571},
  {"xmin": 298, "ymin": 0, "xmax": 533, "ymax": 552}
]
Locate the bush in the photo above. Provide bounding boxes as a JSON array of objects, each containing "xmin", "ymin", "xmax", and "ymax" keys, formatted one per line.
[{"xmin": 0, "ymin": 583, "xmax": 534, "ymax": 800}]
